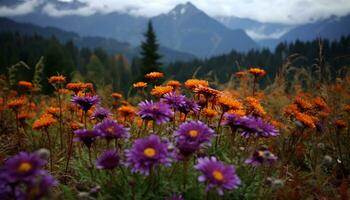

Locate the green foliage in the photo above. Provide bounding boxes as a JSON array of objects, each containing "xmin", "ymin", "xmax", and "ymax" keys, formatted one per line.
[
  {"xmin": 32, "ymin": 57, "xmax": 44, "ymax": 92},
  {"xmin": 8, "ymin": 61, "xmax": 30, "ymax": 87}
]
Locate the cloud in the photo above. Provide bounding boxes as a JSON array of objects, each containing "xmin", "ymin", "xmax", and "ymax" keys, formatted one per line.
[
  {"xmin": 0, "ymin": 0, "xmax": 42, "ymax": 16},
  {"xmin": 1, "ymin": 0, "xmax": 350, "ymax": 24}
]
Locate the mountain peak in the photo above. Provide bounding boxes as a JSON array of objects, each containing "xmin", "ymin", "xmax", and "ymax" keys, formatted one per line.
[{"xmin": 168, "ymin": 2, "xmax": 201, "ymax": 18}]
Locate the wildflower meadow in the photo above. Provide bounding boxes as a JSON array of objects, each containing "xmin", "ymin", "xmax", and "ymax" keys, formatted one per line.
[{"xmin": 0, "ymin": 66, "xmax": 349, "ymax": 199}]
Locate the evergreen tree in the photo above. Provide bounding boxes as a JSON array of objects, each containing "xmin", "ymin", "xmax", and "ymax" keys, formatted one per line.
[{"xmin": 139, "ymin": 21, "xmax": 162, "ymax": 80}]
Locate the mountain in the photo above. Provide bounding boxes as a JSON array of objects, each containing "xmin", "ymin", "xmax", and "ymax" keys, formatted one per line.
[
  {"xmin": 216, "ymin": 16, "xmax": 294, "ymax": 41},
  {"xmin": 10, "ymin": 1, "xmax": 259, "ymax": 58},
  {"xmin": 0, "ymin": 17, "xmax": 196, "ymax": 62},
  {"xmin": 280, "ymin": 14, "xmax": 350, "ymax": 42},
  {"xmin": 151, "ymin": 2, "xmax": 258, "ymax": 57},
  {"xmin": 12, "ymin": 12, "xmax": 147, "ymax": 46}
]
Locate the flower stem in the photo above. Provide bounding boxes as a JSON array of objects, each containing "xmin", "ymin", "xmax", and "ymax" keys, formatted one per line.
[
  {"xmin": 64, "ymin": 131, "xmax": 74, "ymax": 184},
  {"xmin": 45, "ymin": 128, "xmax": 53, "ymax": 172}
]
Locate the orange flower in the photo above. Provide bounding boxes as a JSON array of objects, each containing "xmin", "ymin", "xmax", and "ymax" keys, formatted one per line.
[
  {"xmin": 151, "ymin": 86, "xmax": 173, "ymax": 97},
  {"xmin": 18, "ymin": 81, "xmax": 33, "ymax": 89},
  {"xmin": 45, "ymin": 107, "xmax": 60, "ymax": 115},
  {"xmin": 202, "ymin": 108, "xmax": 218, "ymax": 118},
  {"xmin": 49, "ymin": 75, "xmax": 66, "ymax": 84},
  {"xmin": 32, "ymin": 114, "xmax": 57, "ymax": 130},
  {"xmin": 284, "ymin": 104, "xmax": 299, "ymax": 116},
  {"xmin": 245, "ymin": 96, "xmax": 266, "ymax": 116},
  {"xmin": 133, "ymin": 82, "xmax": 148, "ymax": 89},
  {"xmin": 58, "ymin": 88, "xmax": 70, "ymax": 94},
  {"xmin": 194, "ymin": 85, "xmax": 222, "ymax": 98},
  {"xmin": 83, "ymin": 83, "xmax": 94, "ymax": 91},
  {"xmin": 184, "ymin": 79, "xmax": 209, "ymax": 91},
  {"xmin": 111, "ymin": 92, "xmax": 123, "ymax": 99},
  {"xmin": 227, "ymin": 109, "xmax": 246, "ymax": 116},
  {"xmin": 66, "ymin": 82, "xmax": 84, "ymax": 92},
  {"xmin": 313, "ymin": 97, "xmax": 329, "ymax": 110},
  {"xmin": 248, "ymin": 68, "xmax": 266, "ymax": 76},
  {"xmin": 118, "ymin": 105, "xmax": 136, "ymax": 117},
  {"xmin": 335, "ymin": 119, "xmax": 347, "ymax": 128},
  {"xmin": 166, "ymin": 80, "xmax": 181, "ymax": 89},
  {"xmin": 18, "ymin": 111, "xmax": 35, "ymax": 120},
  {"xmin": 344, "ymin": 104, "xmax": 350, "ymax": 114},
  {"xmin": 295, "ymin": 112, "xmax": 316, "ymax": 129},
  {"xmin": 217, "ymin": 96, "xmax": 242, "ymax": 111},
  {"xmin": 294, "ymin": 96, "xmax": 313, "ymax": 111},
  {"xmin": 145, "ymin": 72, "xmax": 164, "ymax": 80},
  {"xmin": 235, "ymin": 71, "xmax": 247, "ymax": 78},
  {"xmin": 7, "ymin": 97, "xmax": 27, "ymax": 110}
]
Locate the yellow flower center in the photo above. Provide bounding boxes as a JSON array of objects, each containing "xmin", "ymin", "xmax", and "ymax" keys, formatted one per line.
[
  {"xmin": 212, "ymin": 170, "xmax": 224, "ymax": 181},
  {"xmin": 17, "ymin": 162, "xmax": 32, "ymax": 172},
  {"xmin": 106, "ymin": 127, "xmax": 113, "ymax": 134},
  {"xmin": 188, "ymin": 130, "xmax": 199, "ymax": 138},
  {"xmin": 144, "ymin": 148, "xmax": 156, "ymax": 158},
  {"xmin": 258, "ymin": 150, "xmax": 265, "ymax": 157}
]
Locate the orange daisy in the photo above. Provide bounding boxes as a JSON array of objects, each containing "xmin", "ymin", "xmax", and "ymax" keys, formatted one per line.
[
  {"xmin": 18, "ymin": 81, "xmax": 33, "ymax": 89},
  {"xmin": 217, "ymin": 96, "xmax": 242, "ymax": 112},
  {"xmin": 32, "ymin": 114, "xmax": 57, "ymax": 130},
  {"xmin": 49, "ymin": 75, "xmax": 66, "ymax": 84},
  {"xmin": 184, "ymin": 79, "xmax": 209, "ymax": 90},
  {"xmin": 133, "ymin": 82, "xmax": 148, "ymax": 89},
  {"xmin": 145, "ymin": 72, "xmax": 164, "ymax": 80},
  {"xmin": 248, "ymin": 68, "xmax": 266, "ymax": 77},
  {"xmin": 111, "ymin": 92, "xmax": 123, "ymax": 100},
  {"xmin": 151, "ymin": 86, "xmax": 173, "ymax": 97}
]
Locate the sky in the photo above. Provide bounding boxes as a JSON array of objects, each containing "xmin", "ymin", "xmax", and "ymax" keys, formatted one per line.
[{"xmin": 1, "ymin": 0, "xmax": 350, "ymax": 24}]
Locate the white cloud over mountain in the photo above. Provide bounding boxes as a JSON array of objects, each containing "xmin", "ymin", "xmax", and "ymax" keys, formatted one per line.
[{"xmin": 0, "ymin": 0, "xmax": 350, "ymax": 24}]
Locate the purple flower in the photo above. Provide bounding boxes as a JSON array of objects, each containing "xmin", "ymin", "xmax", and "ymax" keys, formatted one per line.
[
  {"xmin": 73, "ymin": 129, "xmax": 100, "ymax": 148},
  {"xmin": 125, "ymin": 134, "xmax": 171, "ymax": 175},
  {"xmin": 245, "ymin": 149, "xmax": 277, "ymax": 166},
  {"xmin": 222, "ymin": 114, "xmax": 278, "ymax": 138},
  {"xmin": 25, "ymin": 171, "xmax": 57, "ymax": 199},
  {"xmin": 161, "ymin": 92, "xmax": 186, "ymax": 111},
  {"xmin": 1, "ymin": 152, "xmax": 46, "ymax": 183},
  {"xmin": 137, "ymin": 100, "xmax": 174, "ymax": 124},
  {"xmin": 0, "ymin": 152, "xmax": 57, "ymax": 200},
  {"xmin": 96, "ymin": 150, "xmax": 120, "ymax": 170},
  {"xmin": 174, "ymin": 120, "xmax": 214, "ymax": 157},
  {"xmin": 91, "ymin": 107, "xmax": 112, "ymax": 120},
  {"xmin": 178, "ymin": 98, "xmax": 200, "ymax": 115},
  {"xmin": 94, "ymin": 119, "xmax": 129, "ymax": 141},
  {"xmin": 195, "ymin": 157, "xmax": 241, "ymax": 196},
  {"xmin": 71, "ymin": 95, "xmax": 101, "ymax": 111}
]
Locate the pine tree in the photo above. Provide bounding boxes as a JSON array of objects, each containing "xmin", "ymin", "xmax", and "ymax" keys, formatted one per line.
[{"xmin": 139, "ymin": 21, "xmax": 162, "ymax": 80}]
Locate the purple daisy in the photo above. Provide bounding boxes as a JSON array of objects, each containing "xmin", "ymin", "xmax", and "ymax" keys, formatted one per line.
[
  {"xmin": 178, "ymin": 98, "xmax": 200, "ymax": 115},
  {"xmin": 174, "ymin": 120, "xmax": 214, "ymax": 157},
  {"xmin": 161, "ymin": 92, "xmax": 186, "ymax": 111},
  {"xmin": 222, "ymin": 114, "xmax": 278, "ymax": 138},
  {"xmin": 245, "ymin": 149, "xmax": 277, "ymax": 166},
  {"xmin": 73, "ymin": 129, "xmax": 100, "ymax": 148},
  {"xmin": 1, "ymin": 152, "xmax": 46, "ymax": 183},
  {"xmin": 94, "ymin": 119, "xmax": 129, "ymax": 141},
  {"xmin": 125, "ymin": 134, "xmax": 171, "ymax": 175},
  {"xmin": 137, "ymin": 100, "xmax": 174, "ymax": 125},
  {"xmin": 96, "ymin": 150, "xmax": 120, "ymax": 170},
  {"xmin": 0, "ymin": 152, "xmax": 57, "ymax": 200},
  {"xmin": 71, "ymin": 95, "xmax": 101, "ymax": 111},
  {"xmin": 91, "ymin": 107, "xmax": 112, "ymax": 120},
  {"xmin": 25, "ymin": 171, "xmax": 58, "ymax": 199},
  {"xmin": 194, "ymin": 156, "xmax": 241, "ymax": 196}
]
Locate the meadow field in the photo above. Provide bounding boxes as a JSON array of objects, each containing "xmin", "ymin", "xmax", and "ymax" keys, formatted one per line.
[{"xmin": 0, "ymin": 63, "xmax": 349, "ymax": 199}]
